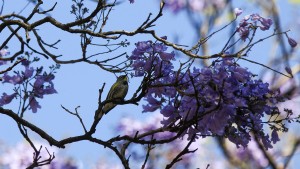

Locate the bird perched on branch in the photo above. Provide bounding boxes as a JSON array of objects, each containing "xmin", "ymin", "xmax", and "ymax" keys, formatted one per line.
[{"xmin": 94, "ymin": 75, "xmax": 129, "ymax": 120}]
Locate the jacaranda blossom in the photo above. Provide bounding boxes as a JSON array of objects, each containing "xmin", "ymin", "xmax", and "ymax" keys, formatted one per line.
[{"xmin": 129, "ymin": 40, "xmax": 290, "ymax": 150}]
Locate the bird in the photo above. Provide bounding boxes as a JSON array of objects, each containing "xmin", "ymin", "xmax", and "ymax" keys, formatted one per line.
[{"xmin": 94, "ymin": 75, "xmax": 129, "ymax": 120}]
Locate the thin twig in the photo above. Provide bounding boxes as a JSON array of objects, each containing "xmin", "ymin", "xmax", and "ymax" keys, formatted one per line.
[
  {"xmin": 61, "ymin": 105, "xmax": 88, "ymax": 133},
  {"xmin": 165, "ymin": 134, "xmax": 197, "ymax": 169},
  {"xmin": 0, "ymin": 58, "xmax": 25, "ymax": 75},
  {"xmin": 141, "ymin": 142, "xmax": 154, "ymax": 169}
]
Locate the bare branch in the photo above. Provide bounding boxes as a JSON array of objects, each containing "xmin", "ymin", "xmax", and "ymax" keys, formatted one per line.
[
  {"xmin": 61, "ymin": 105, "xmax": 88, "ymax": 133},
  {"xmin": 165, "ymin": 134, "xmax": 197, "ymax": 169},
  {"xmin": 0, "ymin": 58, "xmax": 25, "ymax": 75}
]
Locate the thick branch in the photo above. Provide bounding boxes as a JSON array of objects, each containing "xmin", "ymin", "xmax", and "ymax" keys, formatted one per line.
[{"xmin": 0, "ymin": 107, "xmax": 63, "ymax": 147}]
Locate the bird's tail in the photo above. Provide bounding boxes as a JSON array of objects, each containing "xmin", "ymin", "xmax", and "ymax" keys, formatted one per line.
[
  {"xmin": 94, "ymin": 103, "xmax": 115, "ymax": 121},
  {"xmin": 94, "ymin": 109, "xmax": 104, "ymax": 121}
]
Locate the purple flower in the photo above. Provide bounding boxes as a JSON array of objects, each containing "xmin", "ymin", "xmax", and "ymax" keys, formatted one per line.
[
  {"xmin": 0, "ymin": 93, "xmax": 17, "ymax": 106},
  {"xmin": 250, "ymin": 13, "xmax": 261, "ymax": 21},
  {"xmin": 237, "ymin": 13, "xmax": 273, "ymax": 41},
  {"xmin": 159, "ymin": 51, "xmax": 175, "ymax": 61},
  {"xmin": 288, "ymin": 37, "xmax": 297, "ymax": 48},
  {"xmin": 161, "ymin": 104, "xmax": 176, "ymax": 117},
  {"xmin": 2, "ymin": 62, "xmax": 34, "ymax": 85},
  {"xmin": 271, "ymin": 130, "xmax": 280, "ymax": 144},
  {"xmin": 201, "ymin": 105, "xmax": 235, "ymax": 135},
  {"xmin": 33, "ymin": 74, "xmax": 57, "ymax": 98},
  {"xmin": 2, "ymin": 73, "xmax": 23, "ymax": 85},
  {"xmin": 129, "ymin": 40, "xmax": 175, "ymax": 77},
  {"xmin": 228, "ymin": 127, "xmax": 251, "ymax": 148},
  {"xmin": 153, "ymin": 43, "xmax": 167, "ymax": 53},
  {"xmin": 21, "ymin": 59, "xmax": 30, "ymax": 67},
  {"xmin": 142, "ymin": 95, "xmax": 162, "ymax": 112},
  {"xmin": 259, "ymin": 18, "xmax": 273, "ymax": 30},
  {"xmin": 285, "ymin": 66, "xmax": 292, "ymax": 75},
  {"xmin": 128, "ymin": 0, "xmax": 134, "ymax": 3},
  {"xmin": 234, "ymin": 8, "xmax": 243, "ymax": 17},
  {"xmin": 23, "ymin": 67, "xmax": 34, "ymax": 79},
  {"xmin": 133, "ymin": 41, "xmax": 152, "ymax": 54},
  {"xmin": 261, "ymin": 134, "xmax": 273, "ymax": 150},
  {"xmin": 29, "ymin": 96, "xmax": 41, "ymax": 113},
  {"xmin": 1, "ymin": 58, "xmax": 57, "ymax": 113},
  {"xmin": 237, "ymin": 25, "xmax": 250, "ymax": 41},
  {"xmin": 161, "ymin": 36, "xmax": 167, "ymax": 40}
]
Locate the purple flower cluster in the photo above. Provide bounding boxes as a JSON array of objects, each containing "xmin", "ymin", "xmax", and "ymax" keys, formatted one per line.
[
  {"xmin": 129, "ymin": 40, "xmax": 175, "ymax": 78},
  {"xmin": 0, "ymin": 59, "xmax": 57, "ymax": 113},
  {"xmin": 129, "ymin": 41, "xmax": 287, "ymax": 149},
  {"xmin": 237, "ymin": 13, "xmax": 273, "ymax": 41}
]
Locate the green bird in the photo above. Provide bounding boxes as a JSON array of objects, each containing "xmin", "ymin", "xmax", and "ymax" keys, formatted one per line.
[{"xmin": 95, "ymin": 75, "xmax": 129, "ymax": 120}]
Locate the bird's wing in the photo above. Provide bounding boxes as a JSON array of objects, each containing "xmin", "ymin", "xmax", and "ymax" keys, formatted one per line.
[{"xmin": 106, "ymin": 83, "xmax": 123, "ymax": 99}]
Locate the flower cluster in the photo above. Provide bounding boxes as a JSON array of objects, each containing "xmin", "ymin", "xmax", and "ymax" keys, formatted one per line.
[
  {"xmin": 129, "ymin": 40, "xmax": 289, "ymax": 149},
  {"xmin": 0, "ymin": 58, "xmax": 58, "ymax": 113},
  {"xmin": 129, "ymin": 40, "xmax": 175, "ymax": 78},
  {"xmin": 237, "ymin": 13, "xmax": 273, "ymax": 41}
]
